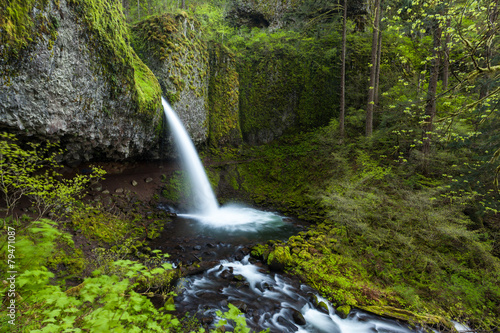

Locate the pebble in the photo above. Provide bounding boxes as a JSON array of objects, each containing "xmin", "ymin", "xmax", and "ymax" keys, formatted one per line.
[{"xmin": 131, "ymin": 180, "xmax": 138, "ymax": 186}]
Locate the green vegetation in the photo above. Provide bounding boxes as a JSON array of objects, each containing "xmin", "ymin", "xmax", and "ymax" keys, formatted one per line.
[
  {"xmin": 208, "ymin": 43, "xmax": 242, "ymax": 147},
  {"xmin": 0, "ymin": 133, "xmax": 262, "ymax": 332},
  {"xmin": 206, "ymin": 122, "xmax": 500, "ymax": 329},
  {"xmin": 0, "ymin": 0, "xmax": 49, "ymax": 63},
  {"xmin": 2, "ymin": 0, "xmax": 499, "ymax": 331},
  {"xmin": 0, "ymin": 133, "xmax": 106, "ymax": 219}
]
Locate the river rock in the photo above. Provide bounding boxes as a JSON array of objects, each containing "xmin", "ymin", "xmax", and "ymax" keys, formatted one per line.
[
  {"xmin": 0, "ymin": 0, "xmax": 163, "ymax": 164},
  {"xmin": 335, "ymin": 305, "xmax": 351, "ymax": 319},
  {"xmin": 145, "ymin": 177, "xmax": 153, "ymax": 183},
  {"xmin": 131, "ymin": 180, "xmax": 138, "ymax": 186},
  {"xmin": 231, "ymin": 300, "xmax": 248, "ymax": 313},
  {"xmin": 219, "ymin": 267, "xmax": 234, "ymax": 280},
  {"xmin": 291, "ymin": 308, "xmax": 306, "ymax": 325}
]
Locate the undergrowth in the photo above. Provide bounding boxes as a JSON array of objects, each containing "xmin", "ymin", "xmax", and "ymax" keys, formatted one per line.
[{"xmin": 207, "ymin": 122, "xmax": 500, "ymax": 330}]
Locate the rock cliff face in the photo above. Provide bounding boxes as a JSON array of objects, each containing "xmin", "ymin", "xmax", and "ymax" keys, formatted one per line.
[
  {"xmin": 226, "ymin": 0, "xmax": 368, "ymax": 30},
  {"xmin": 238, "ymin": 37, "xmax": 337, "ymax": 145},
  {"xmin": 132, "ymin": 14, "xmax": 209, "ymax": 146},
  {"xmin": 208, "ymin": 43, "xmax": 242, "ymax": 148},
  {"xmin": 0, "ymin": 0, "xmax": 162, "ymax": 164}
]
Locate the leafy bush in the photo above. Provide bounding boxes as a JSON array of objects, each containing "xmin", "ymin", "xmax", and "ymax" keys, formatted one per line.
[{"xmin": 0, "ymin": 133, "xmax": 105, "ymax": 219}]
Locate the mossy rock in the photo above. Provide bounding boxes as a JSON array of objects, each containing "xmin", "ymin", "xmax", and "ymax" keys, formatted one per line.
[
  {"xmin": 360, "ymin": 305, "xmax": 455, "ymax": 331},
  {"xmin": 250, "ymin": 243, "xmax": 271, "ymax": 260},
  {"xmin": 267, "ymin": 245, "xmax": 293, "ymax": 271},
  {"xmin": 336, "ymin": 305, "xmax": 351, "ymax": 319}
]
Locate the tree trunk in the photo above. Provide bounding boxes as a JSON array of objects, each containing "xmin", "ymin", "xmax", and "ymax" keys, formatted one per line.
[
  {"xmin": 442, "ymin": 18, "xmax": 451, "ymax": 90},
  {"xmin": 374, "ymin": 7, "xmax": 383, "ymax": 107},
  {"xmin": 339, "ymin": 0, "xmax": 347, "ymax": 141},
  {"xmin": 422, "ymin": 23, "xmax": 442, "ymax": 163},
  {"xmin": 365, "ymin": 0, "xmax": 380, "ymax": 137},
  {"xmin": 137, "ymin": 0, "xmax": 140, "ymax": 20},
  {"xmin": 182, "ymin": 0, "xmax": 186, "ymax": 9}
]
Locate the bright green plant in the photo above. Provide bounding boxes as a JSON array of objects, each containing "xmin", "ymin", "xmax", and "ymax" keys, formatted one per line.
[
  {"xmin": 0, "ymin": 133, "xmax": 105, "ymax": 219},
  {"xmin": 0, "ymin": 219, "xmax": 181, "ymax": 332},
  {"xmin": 214, "ymin": 303, "xmax": 269, "ymax": 333}
]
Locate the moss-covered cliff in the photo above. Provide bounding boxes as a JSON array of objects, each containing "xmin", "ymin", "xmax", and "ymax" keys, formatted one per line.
[
  {"xmin": 237, "ymin": 34, "xmax": 339, "ymax": 144},
  {"xmin": 0, "ymin": 0, "xmax": 162, "ymax": 162},
  {"xmin": 132, "ymin": 13, "xmax": 210, "ymax": 145},
  {"xmin": 208, "ymin": 43, "xmax": 242, "ymax": 147}
]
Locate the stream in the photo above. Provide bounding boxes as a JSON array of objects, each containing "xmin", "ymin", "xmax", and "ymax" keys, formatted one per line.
[{"xmin": 151, "ymin": 210, "xmax": 427, "ymax": 333}]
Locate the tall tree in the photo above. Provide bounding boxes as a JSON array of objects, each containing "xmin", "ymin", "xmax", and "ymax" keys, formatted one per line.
[
  {"xmin": 339, "ymin": 0, "xmax": 347, "ymax": 141},
  {"xmin": 422, "ymin": 21, "xmax": 442, "ymax": 161},
  {"xmin": 366, "ymin": 0, "xmax": 381, "ymax": 137},
  {"xmin": 374, "ymin": 5, "xmax": 383, "ymax": 107}
]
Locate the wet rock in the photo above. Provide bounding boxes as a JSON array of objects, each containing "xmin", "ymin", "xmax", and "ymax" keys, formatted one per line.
[
  {"xmin": 318, "ymin": 301, "xmax": 329, "ymax": 314},
  {"xmin": 234, "ymin": 274, "xmax": 245, "ymax": 281},
  {"xmin": 231, "ymin": 301, "xmax": 248, "ymax": 313},
  {"xmin": 184, "ymin": 260, "xmax": 218, "ymax": 276},
  {"xmin": 145, "ymin": 177, "xmax": 153, "ymax": 183},
  {"xmin": 0, "ymin": 1, "xmax": 162, "ymax": 164},
  {"xmin": 335, "ymin": 305, "xmax": 351, "ymax": 319},
  {"xmin": 219, "ymin": 268, "xmax": 234, "ymax": 280},
  {"xmin": 131, "ymin": 180, "xmax": 138, "ymax": 186},
  {"xmin": 115, "ymin": 188, "xmax": 124, "ymax": 194},
  {"xmin": 193, "ymin": 245, "xmax": 202, "ymax": 251},
  {"xmin": 102, "ymin": 190, "xmax": 110, "ymax": 194},
  {"xmin": 277, "ymin": 316, "xmax": 297, "ymax": 331},
  {"xmin": 292, "ymin": 309, "xmax": 306, "ymax": 325}
]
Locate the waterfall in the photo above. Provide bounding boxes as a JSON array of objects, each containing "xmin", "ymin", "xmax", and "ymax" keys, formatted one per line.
[
  {"xmin": 162, "ymin": 97, "xmax": 285, "ymax": 230},
  {"xmin": 162, "ymin": 97, "xmax": 219, "ymax": 214}
]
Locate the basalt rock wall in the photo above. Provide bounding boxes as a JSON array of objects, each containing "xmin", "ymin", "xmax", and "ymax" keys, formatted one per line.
[{"xmin": 0, "ymin": 0, "xmax": 162, "ymax": 164}]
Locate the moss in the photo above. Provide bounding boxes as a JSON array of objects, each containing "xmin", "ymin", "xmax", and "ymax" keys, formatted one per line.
[
  {"xmin": 131, "ymin": 13, "xmax": 207, "ymax": 98},
  {"xmin": 0, "ymin": 0, "xmax": 47, "ymax": 61},
  {"xmin": 336, "ymin": 305, "xmax": 351, "ymax": 319},
  {"xmin": 359, "ymin": 305, "xmax": 454, "ymax": 330},
  {"xmin": 208, "ymin": 43, "xmax": 242, "ymax": 147},
  {"xmin": 237, "ymin": 35, "xmax": 338, "ymax": 143},
  {"xmin": 67, "ymin": 0, "xmax": 161, "ymax": 119}
]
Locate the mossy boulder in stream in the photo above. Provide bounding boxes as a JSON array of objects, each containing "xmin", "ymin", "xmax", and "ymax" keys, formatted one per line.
[{"xmin": 0, "ymin": 0, "xmax": 162, "ymax": 163}]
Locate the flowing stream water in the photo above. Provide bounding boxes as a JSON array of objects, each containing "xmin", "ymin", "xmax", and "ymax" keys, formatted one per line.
[{"xmin": 161, "ymin": 98, "xmax": 433, "ymax": 332}]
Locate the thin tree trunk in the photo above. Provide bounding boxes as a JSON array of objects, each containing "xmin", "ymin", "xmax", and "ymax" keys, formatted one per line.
[
  {"xmin": 137, "ymin": 0, "xmax": 140, "ymax": 20},
  {"xmin": 182, "ymin": 0, "xmax": 186, "ymax": 9},
  {"xmin": 339, "ymin": 0, "xmax": 347, "ymax": 141},
  {"xmin": 442, "ymin": 18, "xmax": 451, "ymax": 90},
  {"xmin": 374, "ymin": 7, "xmax": 383, "ymax": 107},
  {"xmin": 365, "ymin": 0, "xmax": 380, "ymax": 137},
  {"xmin": 422, "ymin": 23, "xmax": 442, "ymax": 164}
]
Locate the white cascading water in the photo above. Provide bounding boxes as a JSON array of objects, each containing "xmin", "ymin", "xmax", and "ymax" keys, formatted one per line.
[
  {"xmin": 162, "ymin": 97, "xmax": 284, "ymax": 230},
  {"xmin": 177, "ymin": 255, "xmax": 424, "ymax": 333},
  {"xmin": 162, "ymin": 97, "xmax": 219, "ymax": 214}
]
